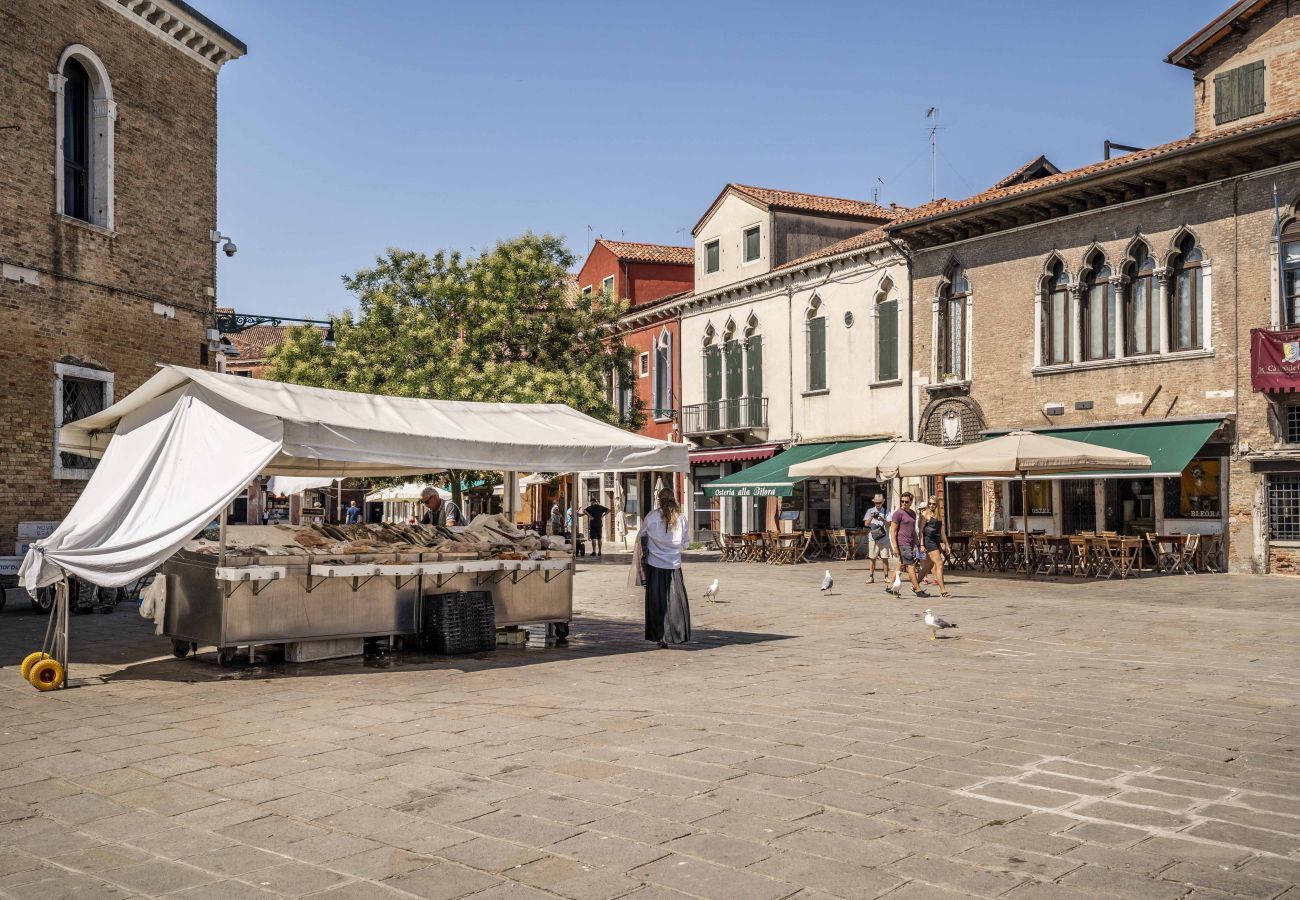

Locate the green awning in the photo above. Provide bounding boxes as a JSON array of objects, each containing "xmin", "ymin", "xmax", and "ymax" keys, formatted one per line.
[
  {"xmin": 976, "ymin": 419, "xmax": 1222, "ymax": 480},
  {"xmin": 702, "ymin": 440, "xmax": 880, "ymax": 497}
]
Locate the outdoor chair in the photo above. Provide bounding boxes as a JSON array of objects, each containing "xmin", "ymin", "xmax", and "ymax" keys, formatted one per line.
[
  {"xmin": 787, "ymin": 530, "xmax": 811, "ymax": 565},
  {"xmin": 699, "ymin": 529, "xmax": 720, "ymax": 552},
  {"xmin": 717, "ymin": 533, "xmax": 737, "ymax": 562},
  {"xmin": 1178, "ymin": 534, "xmax": 1200, "ymax": 575},
  {"xmin": 1146, "ymin": 533, "xmax": 1180, "ymax": 574},
  {"xmin": 1029, "ymin": 535, "xmax": 1055, "ymax": 576},
  {"xmin": 1092, "ymin": 536, "xmax": 1120, "ymax": 579},
  {"xmin": 1200, "ymin": 533, "xmax": 1225, "ymax": 572},
  {"xmin": 829, "ymin": 529, "xmax": 850, "ymax": 560},
  {"xmin": 765, "ymin": 531, "xmax": 786, "ymax": 565}
]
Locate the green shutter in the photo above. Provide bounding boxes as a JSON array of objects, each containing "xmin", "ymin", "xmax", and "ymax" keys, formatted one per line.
[
  {"xmin": 1215, "ymin": 60, "xmax": 1265, "ymax": 124},
  {"xmin": 808, "ymin": 317, "xmax": 827, "ymax": 391},
  {"xmin": 724, "ymin": 340, "xmax": 743, "ymax": 428},
  {"xmin": 878, "ymin": 300, "xmax": 898, "ymax": 381},
  {"xmin": 704, "ymin": 345, "xmax": 721, "ymax": 430},
  {"xmin": 745, "ymin": 335, "xmax": 763, "ymax": 426}
]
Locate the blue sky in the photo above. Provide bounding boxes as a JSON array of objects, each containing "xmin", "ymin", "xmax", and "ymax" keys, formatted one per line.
[{"xmin": 210, "ymin": 1, "xmax": 1227, "ymax": 321}]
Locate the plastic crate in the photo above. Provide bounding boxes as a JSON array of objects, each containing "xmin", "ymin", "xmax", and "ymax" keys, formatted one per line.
[{"xmin": 421, "ymin": 590, "xmax": 496, "ymax": 655}]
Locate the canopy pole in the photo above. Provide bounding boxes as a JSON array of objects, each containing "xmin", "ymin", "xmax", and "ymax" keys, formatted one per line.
[
  {"xmin": 218, "ymin": 502, "xmax": 229, "ymax": 570},
  {"xmin": 1022, "ymin": 470, "xmax": 1031, "ymax": 579}
]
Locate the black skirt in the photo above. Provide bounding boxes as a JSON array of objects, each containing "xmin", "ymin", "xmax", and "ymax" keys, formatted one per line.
[{"xmin": 644, "ymin": 564, "xmax": 691, "ymax": 644}]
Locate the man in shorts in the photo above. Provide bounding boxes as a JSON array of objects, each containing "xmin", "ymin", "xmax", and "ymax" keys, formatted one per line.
[
  {"xmin": 889, "ymin": 491, "xmax": 928, "ymax": 598},
  {"xmin": 863, "ymin": 493, "xmax": 891, "ymax": 585}
]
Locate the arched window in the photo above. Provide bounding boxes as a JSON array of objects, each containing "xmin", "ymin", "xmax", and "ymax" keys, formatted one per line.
[
  {"xmin": 652, "ymin": 329, "xmax": 673, "ymax": 421},
  {"xmin": 702, "ymin": 325, "xmax": 721, "ymax": 430},
  {"xmin": 54, "ymin": 46, "xmax": 114, "ymax": 229},
  {"xmin": 1041, "ymin": 258, "xmax": 1070, "ymax": 365},
  {"xmin": 806, "ymin": 297, "xmax": 827, "ymax": 391},
  {"xmin": 743, "ymin": 315, "xmax": 763, "ymax": 427},
  {"xmin": 1125, "ymin": 243, "xmax": 1156, "ymax": 355},
  {"xmin": 1080, "ymin": 251, "xmax": 1115, "ymax": 360},
  {"xmin": 1169, "ymin": 233, "xmax": 1204, "ymax": 351},
  {"xmin": 1282, "ymin": 220, "xmax": 1300, "ymax": 327},
  {"xmin": 937, "ymin": 266, "xmax": 968, "ymax": 380},
  {"xmin": 875, "ymin": 278, "xmax": 899, "ymax": 381}
]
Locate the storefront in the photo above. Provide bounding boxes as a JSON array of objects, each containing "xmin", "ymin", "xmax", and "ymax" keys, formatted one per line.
[
  {"xmin": 687, "ymin": 444, "xmax": 778, "ymax": 539},
  {"xmin": 964, "ymin": 418, "xmax": 1230, "ymax": 538},
  {"xmin": 700, "ymin": 439, "xmax": 879, "ymax": 533}
]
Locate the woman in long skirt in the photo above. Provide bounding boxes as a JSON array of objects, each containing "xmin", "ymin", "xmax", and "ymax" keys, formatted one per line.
[{"xmin": 640, "ymin": 488, "xmax": 691, "ymax": 647}]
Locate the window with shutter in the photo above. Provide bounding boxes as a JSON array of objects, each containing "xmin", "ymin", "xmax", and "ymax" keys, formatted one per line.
[
  {"xmin": 808, "ymin": 317, "xmax": 827, "ymax": 391},
  {"xmin": 745, "ymin": 335, "xmax": 763, "ymax": 426},
  {"xmin": 1215, "ymin": 60, "xmax": 1265, "ymax": 124},
  {"xmin": 877, "ymin": 299, "xmax": 898, "ymax": 381},
  {"xmin": 724, "ymin": 340, "xmax": 743, "ymax": 427},
  {"xmin": 704, "ymin": 344, "xmax": 722, "ymax": 430}
]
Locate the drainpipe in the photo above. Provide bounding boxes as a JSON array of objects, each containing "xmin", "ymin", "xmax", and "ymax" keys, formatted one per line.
[{"xmin": 884, "ymin": 233, "xmax": 916, "ymax": 439}]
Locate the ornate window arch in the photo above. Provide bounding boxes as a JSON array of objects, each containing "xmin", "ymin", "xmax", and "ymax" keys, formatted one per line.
[
  {"xmin": 741, "ymin": 312, "xmax": 764, "ymax": 426},
  {"xmin": 1123, "ymin": 239, "xmax": 1156, "ymax": 355},
  {"xmin": 806, "ymin": 294, "xmax": 827, "ymax": 392},
  {"xmin": 1282, "ymin": 213, "xmax": 1300, "ymax": 327},
  {"xmin": 1079, "ymin": 249, "xmax": 1115, "ymax": 360},
  {"xmin": 1168, "ymin": 231, "xmax": 1205, "ymax": 351},
  {"xmin": 936, "ymin": 263, "xmax": 969, "ymax": 381},
  {"xmin": 875, "ymin": 276, "xmax": 899, "ymax": 381},
  {"xmin": 53, "ymin": 44, "xmax": 115, "ymax": 229},
  {"xmin": 652, "ymin": 326, "xmax": 674, "ymax": 421},
  {"xmin": 701, "ymin": 323, "xmax": 722, "ymax": 429},
  {"xmin": 1040, "ymin": 255, "xmax": 1071, "ymax": 366}
]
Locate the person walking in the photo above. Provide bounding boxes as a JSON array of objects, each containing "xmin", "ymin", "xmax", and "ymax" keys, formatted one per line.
[
  {"xmin": 639, "ymin": 488, "xmax": 691, "ymax": 647},
  {"xmin": 918, "ymin": 497, "xmax": 952, "ymax": 598},
  {"xmin": 888, "ymin": 491, "xmax": 929, "ymax": 598},
  {"xmin": 863, "ymin": 493, "xmax": 892, "ymax": 586},
  {"xmin": 345, "ymin": 500, "xmax": 361, "ymax": 525},
  {"xmin": 584, "ymin": 500, "xmax": 610, "ymax": 557},
  {"xmin": 549, "ymin": 500, "xmax": 564, "ymax": 536}
]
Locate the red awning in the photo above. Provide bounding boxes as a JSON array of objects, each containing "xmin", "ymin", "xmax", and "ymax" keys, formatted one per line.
[
  {"xmin": 1251, "ymin": 328, "xmax": 1300, "ymax": 392},
  {"xmin": 689, "ymin": 444, "xmax": 778, "ymax": 464}
]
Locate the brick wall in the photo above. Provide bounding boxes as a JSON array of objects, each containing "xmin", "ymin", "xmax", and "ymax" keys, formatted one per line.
[
  {"xmin": 0, "ymin": 0, "xmax": 226, "ymax": 550},
  {"xmin": 1190, "ymin": 1, "xmax": 1300, "ymax": 135},
  {"xmin": 910, "ymin": 171, "xmax": 1300, "ymax": 573}
]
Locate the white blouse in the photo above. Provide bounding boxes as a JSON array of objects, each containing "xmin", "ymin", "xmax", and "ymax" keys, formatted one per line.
[{"xmin": 640, "ymin": 509, "xmax": 688, "ymax": 569}]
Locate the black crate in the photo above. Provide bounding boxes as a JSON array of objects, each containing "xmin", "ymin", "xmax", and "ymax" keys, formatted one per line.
[{"xmin": 421, "ymin": 590, "xmax": 496, "ymax": 655}]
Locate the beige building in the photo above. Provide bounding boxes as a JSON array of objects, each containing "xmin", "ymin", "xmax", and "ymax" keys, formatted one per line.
[
  {"xmin": 0, "ymin": 0, "xmax": 244, "ymax": 561},
  {"xmin": 892, "ymin": 0, "xmax": 1300, "ymax": 573}
]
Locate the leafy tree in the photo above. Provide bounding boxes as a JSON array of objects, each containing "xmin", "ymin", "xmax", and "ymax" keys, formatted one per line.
[{"xmin": 266, "ymin": 233, "xmax": 641, "ymax": 505}]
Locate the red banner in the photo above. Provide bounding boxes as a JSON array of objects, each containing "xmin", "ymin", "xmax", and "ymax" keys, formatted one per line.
[{"xmin": 1251, "ymin": 328, "xmax": 1300, "ymax": 392}]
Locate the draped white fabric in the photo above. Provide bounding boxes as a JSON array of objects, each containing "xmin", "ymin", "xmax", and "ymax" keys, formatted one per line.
[
  {"xmin": 20, "ymin": 382, "xmax": 282, "ymax": 592},
  {"xmin": 22, "ymin": 367, "xmax": 686, "ymax": 592},
  {"xmin": 266, "ymin": 476, "xmax": 337, "ymax": 496}
]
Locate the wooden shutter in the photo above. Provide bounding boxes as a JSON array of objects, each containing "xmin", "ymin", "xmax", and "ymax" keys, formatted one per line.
[
  {"xmin": 724, "ymin": 340, "xmax": 743, "ymax": 428},
  {"xmin": 877, "ymin": 300, "xmax": 898, "ymax": 381},
  {"xmin": 745, "ymin": 335, "xmax": 763, "ymax": 426},
  {"xmin": 704, "ymin": 345, "xmax": 721, "ymax": 430},
  {"xmin": 1215, "ymin": 60, "xmax": 1265, "ymax": 124},
  {"xmin": 808, "ymin": 317, "xmax": 827, "ymax": 391}
]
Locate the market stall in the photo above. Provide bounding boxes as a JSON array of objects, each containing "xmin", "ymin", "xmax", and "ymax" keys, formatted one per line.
[{"xmin": 20, "ymin": 367, "xmax": 686, "ymax": 682}]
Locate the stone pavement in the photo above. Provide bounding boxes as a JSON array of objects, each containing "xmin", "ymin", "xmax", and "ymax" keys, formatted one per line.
[{"xmin": 0, "ymin": 556, "xmax": 1297, "ymax": 900}]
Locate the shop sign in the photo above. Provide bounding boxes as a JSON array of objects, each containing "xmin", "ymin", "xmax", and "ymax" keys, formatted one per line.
[
  {"xmin": 1250, "ymin": 328, "xmax": 1300, "ymax": 391},
  {"xmin": 17, "ymin": 521, "xmax": 59, "ymax": 540},
  {"xmin": 708, "ymin": 485, "xmax": 783, "ymax": 497}
]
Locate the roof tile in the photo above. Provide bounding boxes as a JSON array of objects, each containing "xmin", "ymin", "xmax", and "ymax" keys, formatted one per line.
[{"xmin": 595, "ymin": 239, "xmax": 693, "ymax": 265}]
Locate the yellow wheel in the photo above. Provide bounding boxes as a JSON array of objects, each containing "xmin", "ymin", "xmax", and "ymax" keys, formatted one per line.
[
  {"xmin": 20, "ymin": 652, "xmax": 51, "ymax": 680},
  {"xmin": 28, "ymin": 659, "xmax": 65, "ymax": 691}
]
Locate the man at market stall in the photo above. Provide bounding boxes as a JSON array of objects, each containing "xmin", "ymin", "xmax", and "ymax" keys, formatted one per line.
[{"xmin": 420, "ymin": 486, "xmax": 463, "ymax": 527}]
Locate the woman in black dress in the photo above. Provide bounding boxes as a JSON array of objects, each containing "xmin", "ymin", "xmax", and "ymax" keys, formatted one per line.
[
  {"xmin": 639, "ymin": 488, "xmax": 691, "ymax": 647},
  {"xmin": 918, "ymin": 497, "xmax": 952, "ymax": 598}
]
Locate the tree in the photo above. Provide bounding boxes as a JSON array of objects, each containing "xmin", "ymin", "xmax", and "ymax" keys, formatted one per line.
[{"xmin": 266, "ymin": 233, "xmax": 642, "ymax": 504}]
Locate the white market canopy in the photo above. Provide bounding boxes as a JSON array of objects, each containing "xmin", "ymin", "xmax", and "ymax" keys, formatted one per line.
[
  {"xmin": 363, "ymin": 482, "xmax": 450, "ymax": 503},
  {"xmin": 22, "ymin": 366, "xmax": 686, "ymax": 591},
  {"xmin": 266, "ymin": 475, "xmax": 337, "ymax": 496}
]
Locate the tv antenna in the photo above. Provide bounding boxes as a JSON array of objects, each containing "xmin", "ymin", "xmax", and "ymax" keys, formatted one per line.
[
  {"xmin": 872, "ymin": 177, "xmax": 884, "ymax": 205},
  {"xmin": 926, "ymin": 107, "xmax": 941, "ymax": 201}
]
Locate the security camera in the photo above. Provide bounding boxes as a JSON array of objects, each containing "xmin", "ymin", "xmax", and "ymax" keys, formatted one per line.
[{"xmin": 222, "ymin": 240, "xmax": 237, "ymax": 258}]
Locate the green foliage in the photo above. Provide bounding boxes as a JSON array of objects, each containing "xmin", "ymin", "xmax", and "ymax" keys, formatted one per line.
[{"xmin": 268, "ymin": 233, "xmax": 640, "ymax": 428}]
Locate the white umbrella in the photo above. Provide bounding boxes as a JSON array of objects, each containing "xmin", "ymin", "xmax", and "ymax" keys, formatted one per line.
[
  {"xmin": 897, "ymin": 431, "xmax": 1152, "ymax": 577},
  {"xmin": 788, "ymin": 438, "xmax": 940, "ymax": 481}
]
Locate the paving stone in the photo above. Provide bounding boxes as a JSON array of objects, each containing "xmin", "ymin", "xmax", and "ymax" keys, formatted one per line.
[
  {"xmin": 955, "ymin": 843, "xmax": 1081, "ymax": 880},
  {"xmin": 1159, "ymin": 861, "xmax": 1290, "ymax": 899},
  {"xmin": 5, "ymin": 871, "xmax": 134, "ymax": 900},
  {"xmin": 438, "ymin": 835, "xmax": 547, "ymax": 873},
  {"xmin": 631, "ymin": 853, "xmax": 794, "ymax": 900},
  {"xmin": 170, "ymin": 881, "xmax": 282, "ymax": 900},
  {"xmin": 48, "ymin": 844, "xmax": 152, "ymax": 873},
  {"xmin": 108, "ymin": 859, "xmax": 217, "ymax": 894},
  {"xmin": 381, "ymin": 858, "xmax": 502, "ymax": 899},
  {"xmin": 243, "ymin": 861, "xmax": 351, "ymax": 896},
  {"xmin": 886, "ymin": 853, "xmax": 1026, "ymax": 898},
  {"xmin": 548, "ymin": 831, "xmax": 670, "ymax": 871},
  {"xmin": 771, "ymin": 826, "xmax": 911, "ymax": 867},
  {"xmin": 1184, "ymin": 821, "xmax": 1298, "ymax": 856},
  {"xmin": 663, "ymin": 831, "xmax": 773, "ymax": 867},
  {"xmin": 1060, "ymin": 863, "xmax": 1192, "ymax": 899},
  {"xmin": 179, "ymin": 844, "xmax": 285, "ymax": 877},
  {"xmin": 748, "ymin": 848, "xmax": 904, "ymax": 898}
]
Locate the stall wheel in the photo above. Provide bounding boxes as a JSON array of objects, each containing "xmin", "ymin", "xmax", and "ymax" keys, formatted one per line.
[
  {"xmin": 28, "ymin": 659, "xmax": 65, "ymax": 691},
  {"xmin": 217, "ymin": 647, "xmax": 238, "ymax": 667},
  {"xmin": 170, "ymin": 639, "xmax": 194, "ymax": 659},
  {"xmin": 20, "ymin": 651, "xmax": 51, "ymax": 680},
  {"xmin": 31, "ymin": 589, "xmax": 54, "ymax": 615}
]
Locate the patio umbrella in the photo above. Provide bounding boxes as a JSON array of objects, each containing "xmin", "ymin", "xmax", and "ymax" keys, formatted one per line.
[
  {"xmin": 896, "ymin": 431, "xmax": 1152, "ymax": 577},
  {"xmin": 787, "ymin": 437, "xmax": 941, "ymax": 481}
]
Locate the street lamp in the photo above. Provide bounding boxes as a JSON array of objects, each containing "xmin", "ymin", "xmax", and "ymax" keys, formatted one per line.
[{"xmin": 214, "ymin": 310, "xmax": 337, "ymax": 349}]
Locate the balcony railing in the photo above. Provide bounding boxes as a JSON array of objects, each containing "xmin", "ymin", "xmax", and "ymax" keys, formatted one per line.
[{"xmin": 682, "ymin": 398, "xmax": 768, "ymax": 436}]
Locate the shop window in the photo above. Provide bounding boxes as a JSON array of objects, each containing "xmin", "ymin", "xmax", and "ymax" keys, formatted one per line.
[
  {"xmin": 1061, "ymin": 480, "xmax": 1096, "ymax": 534},
  {"xmin": 1009, "ymin": 480, "xmax": 1053, "ymax": 517},
  {"xmin": 1169, "ymin": 234, "xmax": 1204, "ymax": 351},
  {"xmin": 53, "ymin": 362, "xmax": 113, "ymax": 478},
  {"xmin": 1042, "ymin": 258, "xmax": 1070, "ymax": 365},
  {"xmin": 1163, "ymin": 458, "xmax": 1221, "ymax": 519},
  {"xmin": 1269, "ymin": 475, "xmax": 1300, "ymax": 541}
]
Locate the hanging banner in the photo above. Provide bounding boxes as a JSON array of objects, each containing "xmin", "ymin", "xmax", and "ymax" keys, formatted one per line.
[{"xmin": 1250, "ymin": 327, "xmax": 1300, "ymax": 392}]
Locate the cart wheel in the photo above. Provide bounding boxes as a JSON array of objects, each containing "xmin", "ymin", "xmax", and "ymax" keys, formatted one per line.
[
  {"xmin": 217, "ymin": 647, "xmax": 238, "ymax": 667},
  {"xmin": 21, "ymin": 651, "xmax": 51, "ymax": 680},
  {"xmin": 31, "ymin": 589, "xmax": 54, "ymax": 615},
  {"xmin": 29, "ymin": 658, "xmax": 65, "ymax": 691},
  {"xmin": 171, "ymin": 639, "xmax": 192, "ymax": 659}
]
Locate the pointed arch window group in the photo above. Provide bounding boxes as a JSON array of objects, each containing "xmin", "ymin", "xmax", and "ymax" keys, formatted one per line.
[{"xmin": 701, "ymin": 316, "xmax": 764, "ymax": 429}]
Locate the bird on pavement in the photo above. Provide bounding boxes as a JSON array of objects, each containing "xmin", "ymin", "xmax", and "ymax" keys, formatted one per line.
[
  {"xmin": 923, "ymin": 609, "xmax": 957, "ymax": 640},
  {"xmin": 820, "ymin": 570, "xmax": 833, "ymax": 595},
  {"xmin": 703, "ymin": 578, "xmax": 723, "ymax": 602}
]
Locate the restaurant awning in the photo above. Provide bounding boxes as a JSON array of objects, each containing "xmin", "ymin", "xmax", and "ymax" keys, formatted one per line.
[
  {"xmin": 948, "ymin": 419, "xmax": 1222, "ymax": 481},
  {"xmin": 702, "ymin": 439, "xmax": 880, "ymax": 497},
  {"xmin": 689, "ymin": 444, "xmax": 779, "ymax": 465}
]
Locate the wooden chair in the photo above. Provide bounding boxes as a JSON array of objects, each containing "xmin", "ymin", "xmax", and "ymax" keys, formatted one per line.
[
  {"xmin": 1029, "ymin": 535, "xmax": 1055, "ymax": 576},
  {"xmin": 1178, "ymin": 534, "xmax": 1200, "ymax": 575},
  {"xmin": 829, "ymin": 529, "xmax": 850, "ymax": 561},
  {"xmin": 699, "ymin": 529, "xmax": 720, "ymax": 552},
  {"xmin": 787, "ymin": 530, "xmax": 811, "ymax": 565},
  {"xmin": 1200, "ymin": 533, "xmax": 1224, "ymax": 572},
  {"xmin": 765, "ymin": 531, "xmax": 786, "ymax": 565},
  {"xmin": 1146, "ymin": 533, "xmax": 1180, "ymax": 574}
]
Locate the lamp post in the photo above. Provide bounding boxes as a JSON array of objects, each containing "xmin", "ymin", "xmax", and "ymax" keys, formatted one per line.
[{"xmin": 214, "ymin": 310, "xmax": 336, "ymax": 347}]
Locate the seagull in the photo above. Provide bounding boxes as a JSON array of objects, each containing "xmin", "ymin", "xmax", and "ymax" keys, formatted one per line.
[
  {"xmin": 924, "ymin": 609, "xmax": 957, "ymax": 641},
  {"xmin": 821, "ymin": 570, "xmax": 833, "ymax": 595},
  {"xmin": 703, "ymin": 578, "xmax": 723, "ymax": 602}
]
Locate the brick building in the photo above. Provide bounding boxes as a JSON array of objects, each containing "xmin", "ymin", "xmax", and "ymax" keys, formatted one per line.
[
  {"xmin": 893, "ymin": 0, "xmax": 1300, "ymax": 573},
  {"xmin": 0, "ymin": 0, "xmax": 244, "ymax": 556},
  {"xmin": 574, "ymin": 239, "xmax": 693, "ymax": 541}
]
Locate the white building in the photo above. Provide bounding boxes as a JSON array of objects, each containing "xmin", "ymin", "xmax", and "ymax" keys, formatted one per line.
[{"xmin": 677, "ymin": 184, "xmax": 917, "ymax": 538}]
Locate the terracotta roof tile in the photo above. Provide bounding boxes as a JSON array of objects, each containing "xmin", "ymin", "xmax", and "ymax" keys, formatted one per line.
[
  {"xmin": 225, "ymin": 324, "xmax": 322, "ymax": 361},
  {"xmin": 731, "ymin": 184, "xmax": 895, "ymax": 220},
  {"xmin": 774, "ymin": 227, "xmax": 891, "ymax": 271},
  {"xmin": 989, "ymin": 154, "xmax": 1060, "ymax": 189},
  {"xmin": 889, "ymin": 111, "xmax": 1300, "ymax": 231},
  {"xmin": 596, "ymin": 239, "xmax": 693, "ymax": 266}
]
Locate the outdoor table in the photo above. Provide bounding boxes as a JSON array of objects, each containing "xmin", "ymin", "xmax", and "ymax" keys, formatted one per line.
[{"xmin": 771, "ymin": 532, "xmax": 805, "ymax": 565}]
